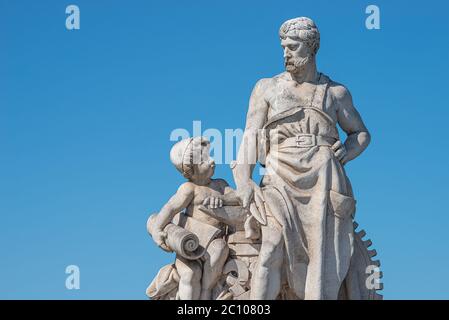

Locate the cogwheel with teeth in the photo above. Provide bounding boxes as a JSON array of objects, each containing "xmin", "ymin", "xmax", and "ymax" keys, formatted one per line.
[{"xmin": 338, "ymin": 221, "xmax": 384, "ymax": 300}]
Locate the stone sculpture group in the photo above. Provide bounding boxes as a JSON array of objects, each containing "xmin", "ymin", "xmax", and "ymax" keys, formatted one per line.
[{"xmin": 146, "ymin": 17, "xmax": 383, "ymax": 300}]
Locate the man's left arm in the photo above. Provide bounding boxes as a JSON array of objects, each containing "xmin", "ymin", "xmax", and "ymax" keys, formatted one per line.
[{"xmin": 334, "ymin": 86, "xmax": 371, "ymax": 165}]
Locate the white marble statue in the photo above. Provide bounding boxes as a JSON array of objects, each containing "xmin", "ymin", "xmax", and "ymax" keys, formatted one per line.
[{"xmin": 146, "ymin": 17, "xmax": 382, "ymax": 300}]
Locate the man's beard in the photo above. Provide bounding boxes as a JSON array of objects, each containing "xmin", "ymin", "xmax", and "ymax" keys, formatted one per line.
[{"xmin": 285, "ymin": 55, "xmax": 310, "ymax": 74}]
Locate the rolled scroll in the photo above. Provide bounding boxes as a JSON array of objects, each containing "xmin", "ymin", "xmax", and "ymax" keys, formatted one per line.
[{"xmin": 147, "ymin": 214, "xmax": 205, "ymax": 260}]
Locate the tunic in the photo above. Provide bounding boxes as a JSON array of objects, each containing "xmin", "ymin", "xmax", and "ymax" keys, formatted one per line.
[{"xmin": 260, "ymin": 73, "xmax": 356, "ymax": 299}]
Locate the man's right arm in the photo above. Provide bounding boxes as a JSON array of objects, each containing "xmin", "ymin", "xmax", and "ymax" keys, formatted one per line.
[{"xmin": 233, "ymin": 79, "xmax": 269, "ymax": 219}]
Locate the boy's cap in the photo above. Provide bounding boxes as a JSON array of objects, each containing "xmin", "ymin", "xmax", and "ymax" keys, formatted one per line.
[
  {"xmin": 170, "ymin": 136, "xmax": 210, "ymax": 178},
  {"xmin": 170, "ymin": 137, "xmax": 195, "ymax": 178}
]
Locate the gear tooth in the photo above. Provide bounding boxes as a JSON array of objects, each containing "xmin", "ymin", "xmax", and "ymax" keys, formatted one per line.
[
  {"xmin": 350, "ymin": 221, "xmax": 384, "ymax": 300},
  {"xmin": 364, "ymin": 239, "xmax": 373, "ymax": 247},
  {"xmin": 374, "ymin": 293, "xmax": 383, "ymax": 300},
  {"xmin": 358, "ymin": 229, "xmax": 366, "ymax": 238},
  {"xmin": 368, "ymin": 249, "xmax": 377, "ymax": 258},
  {"xmin": 372, "ymin": 260, "xmax": 381, "ymax": 267}
]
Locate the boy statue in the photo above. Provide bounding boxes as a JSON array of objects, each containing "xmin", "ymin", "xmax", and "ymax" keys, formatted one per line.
[{"xmin": 149, "ymin": 136, "xmax": 242, "ymax": 300}]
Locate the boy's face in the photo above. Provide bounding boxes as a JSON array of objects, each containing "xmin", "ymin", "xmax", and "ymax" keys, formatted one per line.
[{"xmin": 192, "ymin": 138, "xmax": 215, "ymax": 180}]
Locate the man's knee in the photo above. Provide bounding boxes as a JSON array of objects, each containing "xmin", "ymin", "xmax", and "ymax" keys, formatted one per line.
[
  {"xmin": 259, "ymin": 227, "xmax": 283, "ymax": 263},
  {"xmin": 258, "ymin": 244, "xmax": 284, "ymax": 269},
  {"xmin": 262, "ymin": 224, "xmax": 283, "ymax": 244}
]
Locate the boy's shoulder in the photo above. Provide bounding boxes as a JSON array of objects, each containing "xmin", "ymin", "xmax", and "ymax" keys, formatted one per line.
[{"xmin": 177, "ymin": 181, "xmax": 196, "ymax": 194}]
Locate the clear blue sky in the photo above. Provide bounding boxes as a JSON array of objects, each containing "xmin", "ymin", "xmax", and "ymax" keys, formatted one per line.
[{"xmin": 1, "ymin": 0, "xmax": 448, "ymax": 299}]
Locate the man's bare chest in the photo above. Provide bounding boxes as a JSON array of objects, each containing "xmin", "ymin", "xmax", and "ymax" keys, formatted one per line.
[{"xmin": 266, "ymin": 81, "xmax": 336, "ymax": 120}]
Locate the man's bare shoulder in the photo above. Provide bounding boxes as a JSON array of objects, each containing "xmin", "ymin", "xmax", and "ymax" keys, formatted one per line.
[
  {"xmin": 253, "ymin": 77, "xmax": 274, "ymax": 92},
  {"xmin": 252, "ymin": 72, "xmax": 287, "ymax": 97},
  {"xmin": 255, "ymin": 72, "xmax": 289, "ymax": 88},
  {"xmin": 329, "ymin": 80, "xmax": 351, "ymax": 101},
  {"xmin": 327, "ymin": 79, "xmax": 353, "ymax": 105}
]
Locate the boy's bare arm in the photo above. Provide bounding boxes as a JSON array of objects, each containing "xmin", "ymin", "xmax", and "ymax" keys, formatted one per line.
[
  {"xmin": 202, "ymin": 180, "xmax": 240, "ymax": 208},
  {"xmin": 153, "ymin": 182, "xmax": 195, "ymax": 231}
]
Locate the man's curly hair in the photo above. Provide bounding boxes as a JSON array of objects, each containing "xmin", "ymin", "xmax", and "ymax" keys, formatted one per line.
[{"xmin": 279, "ymin": 17, "xmax": 320, "ymax": 56}]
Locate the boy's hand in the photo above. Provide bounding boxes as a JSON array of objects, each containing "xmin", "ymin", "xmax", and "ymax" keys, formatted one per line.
[
  {"xmin": 153, "ymin": 230, "xmax": 171, "ymax": 252},
  {"xmin": 203, "ymin": 196, "xmax": 223, "ymax": 209}
]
